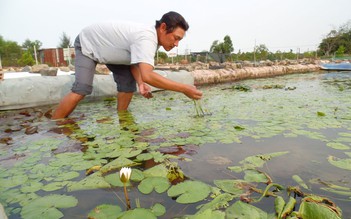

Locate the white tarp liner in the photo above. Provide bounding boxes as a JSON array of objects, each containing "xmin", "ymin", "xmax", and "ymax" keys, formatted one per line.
[{"xmin": 0, "ymin": 70, "xmax": 194, "ymax": 110}]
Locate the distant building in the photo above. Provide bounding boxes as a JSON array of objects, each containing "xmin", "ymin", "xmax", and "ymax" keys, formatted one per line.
[{"xmin": 38, "ymin": 48, "xmax": 75, "ymax": 67}]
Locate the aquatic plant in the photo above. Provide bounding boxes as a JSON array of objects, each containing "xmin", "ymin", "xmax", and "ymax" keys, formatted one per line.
[{"xmin": 119, "ymin": 167, "xmax": 132, "ymax": 210}]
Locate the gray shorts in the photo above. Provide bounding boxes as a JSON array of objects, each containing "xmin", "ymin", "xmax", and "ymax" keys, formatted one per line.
[{"xmin": 72, "ymin": 36, "xmax": 136, "ymax": 95}]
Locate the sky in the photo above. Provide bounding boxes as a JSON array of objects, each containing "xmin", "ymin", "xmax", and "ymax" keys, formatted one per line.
[{"xmin": 1, "ymin": 0, "xmax": 350, "ymax": 54}]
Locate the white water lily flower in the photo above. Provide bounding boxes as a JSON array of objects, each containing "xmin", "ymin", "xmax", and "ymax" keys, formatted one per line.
[{"xmin": 119, "ymin": 167, "xmax": 132, "ymax": 184}]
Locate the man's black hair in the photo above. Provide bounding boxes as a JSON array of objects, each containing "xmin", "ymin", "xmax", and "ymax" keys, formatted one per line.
[{"xmin": 155, "ymin": 11, "xmax": 189, "ymax": 33}]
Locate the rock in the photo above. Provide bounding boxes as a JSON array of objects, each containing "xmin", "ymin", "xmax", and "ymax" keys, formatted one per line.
[
  {"xmin": 95, "ymin": 64, "xmax": 110, "ymax": 75},
  {"xmin": 31, "ymin": 64, "xmax": 49, "ymax": 73},
  {"xmin": 39, "ymin": 67, "xmax": 58, "ymax": 76},
  {"xmin": 59, "ymin": 66, "xmax": 70, "ymax": 72},
  {"xmin": 22, "ymin": 65, "xmax": 32, "ymax": 72}
]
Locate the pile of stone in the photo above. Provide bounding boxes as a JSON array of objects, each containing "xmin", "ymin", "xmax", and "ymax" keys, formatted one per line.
[
  {"xmin": 0, "ymin": 63, "xmax": 113, "ymax": 76},
  {"xmin": 191, "ymin": 63, "xmax": 320, "ymax": 85}
]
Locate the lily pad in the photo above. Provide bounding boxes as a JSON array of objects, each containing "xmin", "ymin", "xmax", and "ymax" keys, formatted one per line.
[
  {"xmin": 167, "ymin": 180, "xmax": 211, "ymax": 204},
  {"xmin": 299, "ymin": 200, "xmax": 342, "ymax": 219},
  {"xmin": 244, "ymin": 170, "xmax": 269, "ymax": 183},
  {"xmin": 67, "ymin": 172, "xmax": 111, "ymax": 191},
  {"xmin": 196, "ymin": 193, "xmax": 234, "ymax": 213},
  {"xmin": 225, "ymin": 201, "xmax": 270, "ymax": 219},
  {"xmin": 21, "ymin": 194, "xmax": 78, "ymax": 219},
  {"xmin": 119, "ymin": 208, "xmax": 157, "ymax": 219},
  {"xmin": 328, "ymin": 156, "xmax": 351, "ymax": 170},
  {"xmin": 184, "ymin": 209, "xmax": 225, "ymax": 219},
  {"xmin": 214, "ymin": 180, "xmax": 247, "ymax": 196},
  {"xmin": 228, "ymin": 151, "xmax": 289, "ymax": 172},
  {"xmin": 326, "ymin": 142, "xmax": 350, "ymax": 150},
  {"xmin": 42, "ymin": 181, "xmax": 69, "ymax": 192},
  {"xmin": 88, "ymin": 204, "xmax": 123, "ymax": 219},
  {"xmin": 143, "ymin": 164, "xmax": 169, "ymax": 178},
  {"xmin": 150, "ymin": 203, "xmax": 166, "ymax": 217},
  {"xmin": 138, "ymin": 176, "xmax": 170, "ymax": 194},
  {"xmin": 99, "ymin": 157, "xmax": 137, "ymax": 174},
  {"xmin": 20, "ymin": 181, "xmax": 43, "ymax": 193}
]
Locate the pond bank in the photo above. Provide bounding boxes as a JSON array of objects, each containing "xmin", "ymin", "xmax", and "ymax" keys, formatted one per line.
[
  {"xmin": 0, "ymin": 63, "xmax": 321, "ymax": 110},
  {"xmin": 191, "ymin": 64, "xmax": 320, "ymax": 85}
]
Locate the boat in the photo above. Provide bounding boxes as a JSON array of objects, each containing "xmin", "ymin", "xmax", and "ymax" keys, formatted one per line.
[{"xmin": 320, "ymin": 62, "xmax": 351, "ymax": 71}]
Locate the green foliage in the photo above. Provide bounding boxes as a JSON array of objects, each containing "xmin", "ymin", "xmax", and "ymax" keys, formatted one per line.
[
  {"xmin": 155, "ymin": 51, "xmax": 168, "ymax": 64},
  {"xmin": 318, "ymin": 20, "xmax": 351, "ymax": 56},
  {"xmin": 210, "ymin": 35, "xmax": 234, "ymax": 54},
  {"xmin": 58, "ymin": 32, "xmax": 71, "ymax": 48},
  {"xmin": 255, "ymin": 44, "xmax": 269, "ymax": 60},
  {"xmin": 0, "ymin": 36, "xmax": 43, "ymax": 67},
  {"xmin": 22, "ymin": 39, "xmax": 42, "ymax": 61},
  {"xmin": 17, "ymin": 50, "xmax": 35, "ymax": 66},
  {"xmin": 167, "ymin": 181, "xmax": 211, "ymax": 203},
  {"xmin": 0, "ymin": 35, "xmax": 22, "ymax": 66},
  {"xmin": 336, "ymin": 45, "xmax": 345, "ymax": 56},
  {"xmin": 0, "ymin": 72, "xmax": 350, "ymax": 218},
  {"xmin": 21, "ymin": 194, "xmax": 78, "ymax": 219}
]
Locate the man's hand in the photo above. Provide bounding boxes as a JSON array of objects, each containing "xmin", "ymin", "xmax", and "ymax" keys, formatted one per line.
[
  {"xmin": 183, "ymin": 85, "xmax": 202, "ymax": 100},
  {"xmin": 138, "ymin": 83, "xmax": 153, "ymax": 99}
]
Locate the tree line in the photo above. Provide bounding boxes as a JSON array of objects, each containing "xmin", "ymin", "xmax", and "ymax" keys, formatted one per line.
[
  {"xmin": 1, "ymin": 20, "xmax": 350, "ymax": 67},
  {"xmin": 0, "ymin": 32, "xmax": 71, "ymax": 67}
]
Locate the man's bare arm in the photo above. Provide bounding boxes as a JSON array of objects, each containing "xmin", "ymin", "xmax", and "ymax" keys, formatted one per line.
[{"xmin": 138, "ymin": 63, "xmax": 202, "ymax": 100}]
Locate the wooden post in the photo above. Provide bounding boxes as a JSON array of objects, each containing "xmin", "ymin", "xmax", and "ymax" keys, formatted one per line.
[{"xmin": 34, "ymin": 45, "xmax": 38, "ymax": 65}]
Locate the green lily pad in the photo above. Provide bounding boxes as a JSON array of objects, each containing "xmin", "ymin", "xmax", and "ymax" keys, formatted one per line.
[
  {"xmin": 108, "ymin": 148, "xmax": 142, "ymax": 159},
  {"xmin": 150, "ymin": 203, "xmax": 166, "ymax": 217},
  {"xmin": 88, "ymin": 204, "xmax": 123, "ymax": 219},
  {"xmin": 196, "ymin": 193, "xmax": 234, "ymax": 213},
  {"xmin": 21, "ymin": 194, "xmax": 78, "ymax": 219},
  {"xmin": 130, "ymin": 168, "xmax": 144, "ymax": 182},
  {"xmin": 42, "ymin": 181, "xmax": 69, "ymax": 192},
  {"xmin": 225, "ymin": 201, "xmax": 270, "ymax": 219},
  {"xmin": 0, "ymin": 174, "xmax": 28, "ymax": 189},
  {"xmin": 321, "ymin": 187, "xmax": 351, "ymax": 196},
  {"xmin": 54, "ymin": 171, "xmax": 80, "ymax": 181},
  {"xmin": 138, "ymin": 176, "xmax": 170, "ymax": 194},
  {"xmin": 136, "ymin": 153, "xmax": 153, "ymax": 161},
  {"xmin": 100, "ymin": 157, "xmax": 137, "ymax": 174},
  {"xmin": 328, "ymin": 156, "xmax": 351, "ymax": 170},
  {"xmin": 20, "ymin": 181, "xmax": 43, "ymax": 193},
  {"xmin": 67, "ymin": 172, "xmax": 111, "ymax": 191},
  {"xmin": 143, "ymin": 164, "xmax": 168, "ymax": 178},
  {"xmin": 299, "ymin": 200, "xmax": 342, "ymax": 219},
  {"xmin": 228, "ymin": 151, "xmax": 289, "ymax": 172},
  {"xmin": 167, "ymin": 180, "xmax": 211, "ymax": 204},
  {"xmin": 326, "ymin": 142, "xmax": 350, "ymax": 150},
  {"xmin": 119, "ymin": 208, "xmax": 157, "ymax": 219},
  {"xmin": 244, "ymin": 170, "xmax": 269, "ymax": 183},
  {"xmin": 185, "ymin": 209, "xmax": 225, "ymax": 219},
  {"xmin": 214, "ymin": 180, "xmax": 247, "ymax": 196},
  {"xmin": 104, "ymin": 172, "xmax": 127, "ymax": 187}
]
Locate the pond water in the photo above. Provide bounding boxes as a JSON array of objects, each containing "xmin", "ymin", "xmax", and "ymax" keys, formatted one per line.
[{"xmin": 1, "ymin": 71, "xmax": 351, "ymax": 218}]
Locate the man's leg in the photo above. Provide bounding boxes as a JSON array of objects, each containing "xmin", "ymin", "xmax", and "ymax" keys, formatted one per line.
[
  {"xmin": 117, "ymin": 92, "xmax": 134, "ymax": 111},
  {"xmin": 106, "ymin": 64, "xmax": 137, "ymax": 112},
  {"xmin": 52, "ymin": 35, "xmax": 96, "ymax": 119},
  {"xmin": 52, "ymin": 92, "xmax": 85, "ymax": 119}
]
